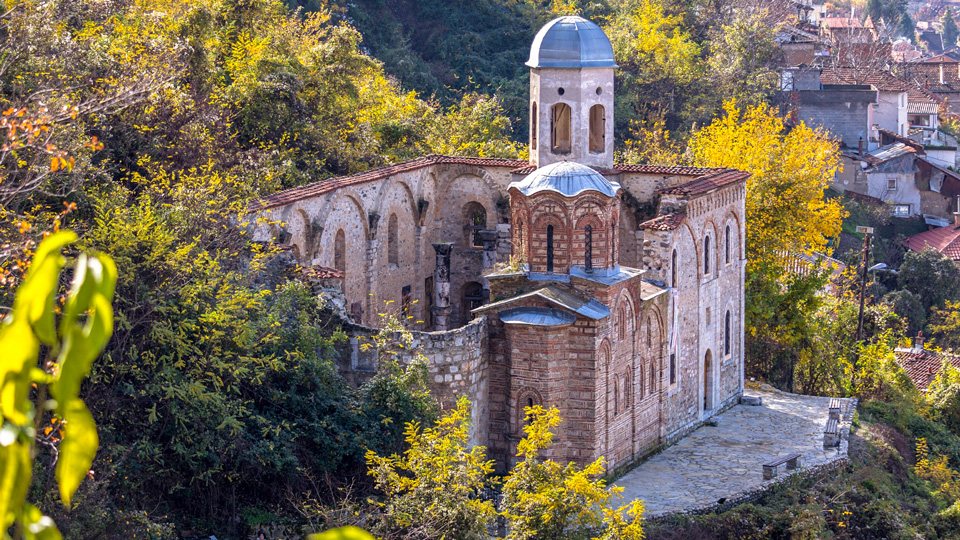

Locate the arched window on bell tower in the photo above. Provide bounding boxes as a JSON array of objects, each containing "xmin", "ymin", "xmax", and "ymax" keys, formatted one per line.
[
  {"xmin": 589, "ymin": 104, "xmax": 605, "ymax": 153},
  {"xmin": 551, "ymin": 103, "xmax": 571, "ymax": 154}
]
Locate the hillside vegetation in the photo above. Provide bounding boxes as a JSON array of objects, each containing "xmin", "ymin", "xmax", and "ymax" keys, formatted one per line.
[{"xmin": 1, "ymin": 0, "xmax": 959, "ymax": 537}]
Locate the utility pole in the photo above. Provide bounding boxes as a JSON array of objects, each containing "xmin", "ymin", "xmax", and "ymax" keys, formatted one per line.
[{"xmin": 856, "ymin": 226, "xmax": 874, "ymax": 342}]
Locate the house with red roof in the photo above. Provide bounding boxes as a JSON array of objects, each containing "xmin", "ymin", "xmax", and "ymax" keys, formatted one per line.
[
  {"xmin": 894, "ymin": 335, "xmax": 960, "ymax": 390},
  {"xmin": 904, "ymin": 205, "xmax": 960, "ymax": 265}
]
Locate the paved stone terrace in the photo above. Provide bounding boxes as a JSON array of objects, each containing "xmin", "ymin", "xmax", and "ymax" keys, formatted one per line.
[{"xmin": 614, "ymin": 385, "xmax": 854, "ymax": 516}]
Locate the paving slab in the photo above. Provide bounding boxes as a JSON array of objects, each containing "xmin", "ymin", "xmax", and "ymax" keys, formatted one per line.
[{"xmin": 613, "ymin": 387, "xmax": 853, "ymax": 516}]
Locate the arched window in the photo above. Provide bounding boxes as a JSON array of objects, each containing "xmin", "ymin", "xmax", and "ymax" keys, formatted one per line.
[
  {"xmin": 638, "ymin": 365, "xmax": 645, "ymax": 399},
  {"xmin": 334, "ymin": 229, "xmax": 346, "ymax": 273},
  {"xmin": 589, "ymin": 104, "xmax": 605, "ymax": 153},
  {"xmin": 610, "ymin": 222, "xmax": 616, "ymax": 263},
  {"xmin": 625, "ymin": 371, "xmax": 632, "ymax": 407},
  {"xmin": 725, "ymin": 310, "xmax": 732, "ymax": 357},
  {"xmin": 387, "ymin": 213, "xmax": 399, "ymax": 266},
  {"xmin": 704, "ymin": 235, "xmax": 711, "ymax": 275},
  {"xmin": 618, "ymin": 306, "xmax": 626, "ymax": 341},
  {"xmin": 646, "ymin": 318, "xmax": 652, "ymax": 348},
  {"xmin": 516, "ymin": 219, "xmax": 524, "ymax": 258},
  {"xmin": 669, "ymin": 354, "xmax": 676, "ymax": 385},
  {"xmin": 649, "ymin": 361, "xmax": 655, "ymax": 393},
  {"xmin": 584, "ymin": 225, "xmax": 593, "ymax": 270},
  {"xmin": 614, "ymin": 374, "xmax": 620, "ymax": 415},
  {"xmin": 546, "ymin": 225, "xmax": 554, "ymax": 273},
  {"xmin": 551, "ymin": 103, "xmax": 571, "ymax": 153},
  {"xmin": 531, "ymin": 102, "xmax": 538, "ymax": 150},
  {"xmin": 671, "ymin": 249, "xmax": 678, "ymax": 288},
  {"xmin": 461, "ymin": 282, "xmax": 485, "ymax": 324},
  {"xmin": 725, "ymin": 225, "xmax": 731, "ymax": 265},
  {"xmin": 463, "ymin": 202, "xmax": 486, "ymax": 248}
]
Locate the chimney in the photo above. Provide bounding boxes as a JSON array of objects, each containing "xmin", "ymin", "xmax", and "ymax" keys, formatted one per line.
[
  {"xmin": 859, "ymin": 136, "xmax": 864, "ymax": 156},
  {"xmin": 915, "ymin": 331, "xmax": 925, "ymax": 350},
  {"xmin": 954, "ymin": 196, "xmax": 960, "ymax": 227}
]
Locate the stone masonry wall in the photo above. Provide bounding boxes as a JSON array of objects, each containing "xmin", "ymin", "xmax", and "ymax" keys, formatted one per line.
[{"xmin": 335, "ymin": 308, "xmax": 490, "ymax": 447}]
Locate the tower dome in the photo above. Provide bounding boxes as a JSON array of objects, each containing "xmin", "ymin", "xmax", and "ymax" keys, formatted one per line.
[
  {"xmin": 526, "ymin": 16, "xmax": 618, "ymax": 69},
  {"xmin": 509, "ymin": 161, "xmax": 620, "ymax": 198}
]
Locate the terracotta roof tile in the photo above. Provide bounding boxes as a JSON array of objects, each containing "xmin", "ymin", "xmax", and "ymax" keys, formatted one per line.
[
  {"xmin": 820, "ymin": 67, "xmax": 908, "ymax": 91},
  {"xmin": 658, "ymin": 169, "xmax": 751, "ymax": 196},
  {"xmin": 512, "ymin": 164, "xmax": 621, "ymax": 175},
  {"xmin": 895, "ymin": 347, "xmax": 960, "ymax": 390},
  {"xmin": 614, "ymin": 164, "xmax": 724, "ymax": 176},
  {"xmin": 249, "ymin": 155, "xmax": 526, "ymax": 212},
  {"xmin": 301, "ymin": 265, "xmax": 344, "ymax": 280},
  {"xmin": 638, "ymin": 212, "xmax": 686, "ymax": 231},
  {"xmin": 904, "ymin": 223, "xmax": 960, "ymax": 261}
]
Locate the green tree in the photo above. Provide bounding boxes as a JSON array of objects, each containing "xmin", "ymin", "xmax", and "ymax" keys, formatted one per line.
[
  {"xmin": 706, "ymin": 11, "xmax": 781, "ymax": 106},
  {"xmin": 942, "ymin": 8, "xmax": 959, "ymax": 48},
  {"xmin": 884, "ymin": 289, "xmax": 926, "ymax": 337},
  {"xmin": 0, "ymin": 231, "xmax": 116, "ymax": 539},
  {"xmin": 605, "ymin": 0, "xmax": 703, "ymax": 133},
  {"xmin": 898, "ymin": 248, "xmax": 960, "ymax": 312},
  {"xmin": 928, "ymin": 300, "xmax": 960, "ymax": 352}
]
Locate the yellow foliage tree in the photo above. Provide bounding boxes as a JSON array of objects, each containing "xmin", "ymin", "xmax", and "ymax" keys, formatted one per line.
[
  {"xmin": 688, "ymin": 102, "xmax": 846, "ymax": 272},
  {"xmin": 500, "ymin": 406, "xmax": 644, "ymax": 540}
]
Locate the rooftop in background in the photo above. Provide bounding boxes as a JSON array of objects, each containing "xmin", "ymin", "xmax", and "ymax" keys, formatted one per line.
[
  {"xmin": 526, "ymin": 16, "xmax": 617, "ymax": 69},
  {"xmin": 509, "ymin": 161, "xmax": 621, "ymax": 198},
  {"xmin": 903, "ymin": 221, "xmax": 960, "ymax": 262},
  {"xmin": 819, "ymin": 67, "xmax": 907, "ymax": 92},
  {"xmin": 819, "ymin": 16, "xmax": 863, "ymax": 28},
  {"xmin": 894, "ymin": 347, "xmax": 960, "ymax": 390}
]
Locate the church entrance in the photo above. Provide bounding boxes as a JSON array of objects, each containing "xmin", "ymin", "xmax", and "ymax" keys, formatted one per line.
[{"xmin": 703, "ymin": 349, "xmax": 713, "ymax": 412}]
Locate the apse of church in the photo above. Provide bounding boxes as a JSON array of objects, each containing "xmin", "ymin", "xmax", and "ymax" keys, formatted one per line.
[{"xmin": 249, "ymin": 15, "xmax": 749, "ymax": 472}]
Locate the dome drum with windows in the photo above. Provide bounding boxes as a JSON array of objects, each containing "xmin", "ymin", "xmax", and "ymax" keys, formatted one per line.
[{"xmin": 508, "ymin": 161, "xmax": 622, "ymax": 275}]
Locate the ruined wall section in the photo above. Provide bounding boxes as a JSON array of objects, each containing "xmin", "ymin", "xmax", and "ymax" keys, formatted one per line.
[{"xmin": 335, "ymin": 309, "xmax": 491, "ymax": 448}]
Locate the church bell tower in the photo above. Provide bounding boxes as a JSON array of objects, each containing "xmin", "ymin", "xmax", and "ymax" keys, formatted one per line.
[{"xmin": 527, "ymin": 16, "xmax": 617, "ymax": 170}]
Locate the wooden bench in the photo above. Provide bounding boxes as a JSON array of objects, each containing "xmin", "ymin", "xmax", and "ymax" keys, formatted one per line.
[
  {"xmin": 763, "ymin": 453, "xmax": 802, "ymax": 480},
  {"xmin": 823, "ymin": 418, "xmax": 840, "ymax": 447},
  {"xmin": 828, "ymin": 398, "xmax": 842, "ymax": 421}
]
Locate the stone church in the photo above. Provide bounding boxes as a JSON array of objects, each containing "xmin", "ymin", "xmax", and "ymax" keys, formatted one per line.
[{"xmin": 250, "ymin": 16, "xmax": 749, "ymax": 471}]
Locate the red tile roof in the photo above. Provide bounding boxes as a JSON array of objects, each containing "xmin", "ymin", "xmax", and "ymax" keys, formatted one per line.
[
  {"xmin": 904, "ymin": 223, "xmax": 960, "ymax": 261},
  {"xmin": 894, "ymin": 347, "xmax": 960, "ymax": 390},
  {"xmin": 614, "ymin": 164, "xmax": 724, "ymax": 176},
  {"xmin": 820, "ymin": 16, "xmax": 863, "ymax": 28},
  {"xmin": 250, "ymin": 155, "xmax": 747, "ymax": 212},
  {"xmin": 511, "ymin": 164, "xmax": 623, "ymax": 175},
  {"xmin": 301, "ymin": 265, "xmax": 344, "ymax": 280},
  {"xmin": 659, "ymin": 169, "xmax": 751, "ymax": 196},
  {"xmin": 820, "ymin": 67, "xmax": 908, "ymax": 91},
  {"xmin": 249, "ymin": 155, "xmax": 526, "ymax": 212},
  {"xmin": 511, "ymin": 165, "xmax": 537, "ymax": 175},
  {"xmin": 638, "ymin": 212, "xmax": 686, "ymax": 231}
]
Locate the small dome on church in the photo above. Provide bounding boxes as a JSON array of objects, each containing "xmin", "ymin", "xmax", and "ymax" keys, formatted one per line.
[
  {"xmin": 526, "ymin": 16, "xmax": 618, "ymax": 69},
  {"xmin": 510, "ymin": 161, "xmax": 620, "ymax": 198}
]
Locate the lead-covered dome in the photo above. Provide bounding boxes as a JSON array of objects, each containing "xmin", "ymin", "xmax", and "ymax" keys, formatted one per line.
[
  {"xmin": 526, "ymin": 16, "xmax": 618, "ymax": 69},
  {"xmin": 510, "ymin": 161, "xmax": 620, "ymax": 198}
]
